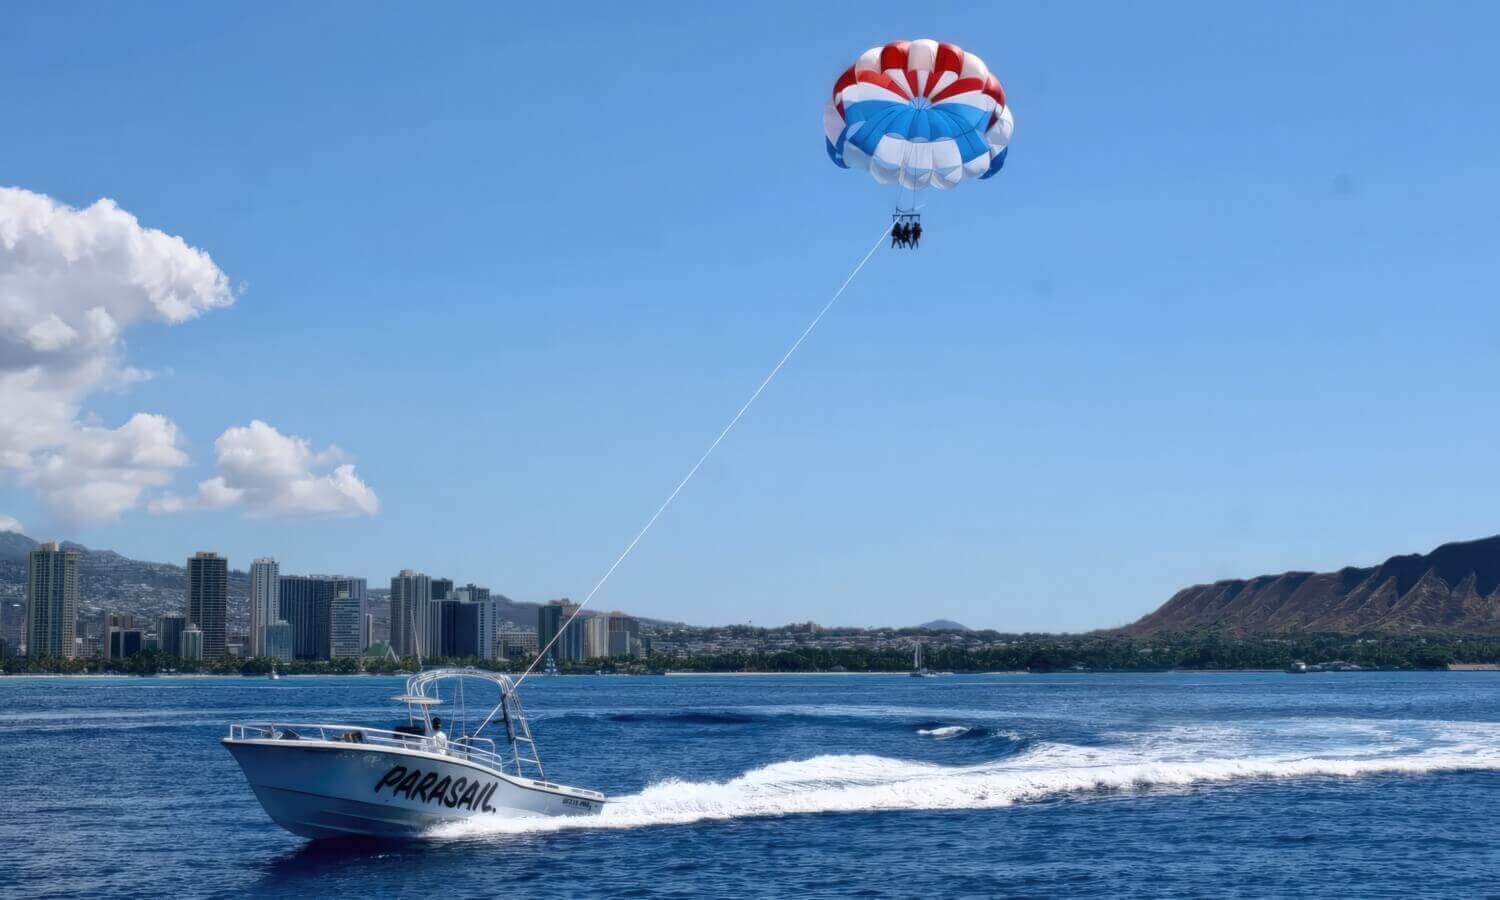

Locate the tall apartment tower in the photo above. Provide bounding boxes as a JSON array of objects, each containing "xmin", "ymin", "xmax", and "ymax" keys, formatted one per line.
[
  {"xmin": 185, "ymin": 552, "xmax": 228, "ymax": 661},
  {"xmin": 473, "ymin": 597, "xmax": 499, "ymax": 661},
  {"xmin": 607, "ymin": 612, "xmax": 641, "ymax": 658},
  {"xmin": 263, "ymin": 621, "xmax": 293, "ymax": 661},
  {"xmin": 583, "ymin": 615, "xmax": 610, "ymax": 660},
  {"xmin": 26, "ymin": 542, "xmax": 80, "ymax": 658},
  {"xmin": 181, "ymin": 625, "xmax": 204, "ymax": 661},
  {"xmin": 328, "ymin": 590, "xmax": 365, "ymax": 660},
  {"xmin": 538, "ymin": 599, "xmax": 583, "ymax": 663},
  {"xmin": 279, "ymin": 575, "xmax": 333, "ymax": 661},
  {"xmin": 157, "ymin": 613, "xmax": 186, "ymax": 657},
  {"xmin": 103, "ymin": 613, "xmax": 136, "ymax": 661},
  {"xmin": 328, "ymin": 576, "xmax": 367, "ymax": 660},
  {"xmin": 390, "ymin": 570, "xmax": 432, "ymax": 659},
  {"xmin": 248, "ymin": 558, "xmax": 280, "ymax": 657}
]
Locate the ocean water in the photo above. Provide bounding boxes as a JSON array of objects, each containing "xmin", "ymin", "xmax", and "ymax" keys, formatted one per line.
[{"xmin": 3, "ymin": 672, "xmax": 1499, "ymax": 898}]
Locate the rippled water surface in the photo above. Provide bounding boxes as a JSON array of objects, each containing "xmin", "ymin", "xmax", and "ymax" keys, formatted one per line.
[{"xmin": 3, "ymin": 672, "xmax": 1499, "ymax": 897}]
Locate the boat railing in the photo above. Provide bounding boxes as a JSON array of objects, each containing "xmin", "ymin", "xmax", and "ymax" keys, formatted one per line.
[{"xmin": 227, "ymin": 722, "xmax": 512, "ymax": 771}]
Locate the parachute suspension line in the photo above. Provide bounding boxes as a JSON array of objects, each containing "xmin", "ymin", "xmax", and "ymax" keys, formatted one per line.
[
  {"xmin": 892, "ymin": 142, "xmax": 921, "ymax": 224},
  {"xmin": 514, "ymin": 222, "xmax": 895, "ymax": 689},
  {"xmin": 895, "ymin": 141, "xmax": 915, "ymax": 214}
]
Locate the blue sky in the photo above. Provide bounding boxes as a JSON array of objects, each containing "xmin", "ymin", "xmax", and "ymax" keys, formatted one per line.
[{"xmin": 2, "ymin": 2, "xmax": 1498, "ymax": 631}]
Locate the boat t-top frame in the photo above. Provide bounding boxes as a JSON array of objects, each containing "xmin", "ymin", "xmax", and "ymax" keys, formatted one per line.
[{"xmin": 395, "ymin": 667, "xmax": 546, "ymax": 781}]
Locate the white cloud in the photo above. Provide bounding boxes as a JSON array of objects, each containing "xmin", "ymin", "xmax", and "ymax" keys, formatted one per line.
[
  {"xmin": 0, "ymin": 186, "xmax": 233, "ymax": 523},
  {"xmin": 0, "ymin": 515, "xmax": 22, "ymax": 533},
  {"xmin": 152, "ymin": 420, "xmax": 379, "ymax": 518},
  {"xmin": 28, "ymin": 413, "xmax": 189, "ymax": 523}
]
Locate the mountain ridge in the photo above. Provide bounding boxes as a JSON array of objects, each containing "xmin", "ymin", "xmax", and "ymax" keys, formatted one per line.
[{"xmin": 1126, "ymin": 534, "xmax": 1500, "ymax": 635}]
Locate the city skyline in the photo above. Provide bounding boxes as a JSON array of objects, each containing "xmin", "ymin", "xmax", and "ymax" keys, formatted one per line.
[{"xmin": 6, "ymin": 540, "xmax": 646, "ymax": 663}]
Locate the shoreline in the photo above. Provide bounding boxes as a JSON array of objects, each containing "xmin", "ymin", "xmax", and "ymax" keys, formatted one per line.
[
  {"xmin": 663, "ymin": 670, "xmax": 1019, "ymax": 677},
  {"xmin": 1, "ymin": 667, "xmax": 1476, "ymax": 680}
]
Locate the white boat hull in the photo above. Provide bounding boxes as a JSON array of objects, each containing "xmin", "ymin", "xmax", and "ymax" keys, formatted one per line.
[{"xmin": 224, "ymin": 738, "xmax": 603, "ymax": 840}]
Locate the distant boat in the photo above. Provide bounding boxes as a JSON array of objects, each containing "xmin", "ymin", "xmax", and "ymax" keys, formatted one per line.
[
  {"xmin": 910, "ymin": 643, "xmax": 937, "ymax": 678},
  {"xmin": 269, "ymin": 666, "xmax": 280, "ymax": 680}
]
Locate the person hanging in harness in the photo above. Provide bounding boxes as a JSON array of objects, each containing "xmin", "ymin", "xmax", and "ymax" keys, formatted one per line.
[
  {"xmin": 891, "ymin": 220, "xmax": 907, "ymax": 249},
  {"xmin": 909, "ymin": 220, "xmax": 922, "ymax": 249}
]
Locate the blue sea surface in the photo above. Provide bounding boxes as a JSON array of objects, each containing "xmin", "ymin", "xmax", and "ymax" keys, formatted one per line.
[{"xmin": 2, "ymin": 672, "xmax": 1498, "ymax": 898}]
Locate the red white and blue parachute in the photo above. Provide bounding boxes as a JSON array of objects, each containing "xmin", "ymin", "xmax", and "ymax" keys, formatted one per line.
[{"xmin": 824, "ymin": 39, "xmax": 1012, "ymax": 190}]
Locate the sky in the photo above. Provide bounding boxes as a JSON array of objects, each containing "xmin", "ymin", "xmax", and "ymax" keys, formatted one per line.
[{"xmin": 2, "ymin": 2, "xmax": 1498, "ymax": 632}]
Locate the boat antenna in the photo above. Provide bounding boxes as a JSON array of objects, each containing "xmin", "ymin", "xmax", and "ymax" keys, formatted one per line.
[{"xmin": 514, "ymin": 222, "xmax": 892, "ymax": 688}]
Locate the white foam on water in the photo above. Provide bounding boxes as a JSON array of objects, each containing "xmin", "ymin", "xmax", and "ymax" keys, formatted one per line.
[
  {"xmin": 429, "ymin": 720, "xmax": 1500, "ymax": 839},
  {"xmin": 917, "ymin": 725, "xmax": 970, "ymax": 738}
]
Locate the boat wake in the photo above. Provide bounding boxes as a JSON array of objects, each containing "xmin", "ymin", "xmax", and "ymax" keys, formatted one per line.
[{"xmin": 430, "ymin": 722, "xmax": 1500, "ymax": 838}]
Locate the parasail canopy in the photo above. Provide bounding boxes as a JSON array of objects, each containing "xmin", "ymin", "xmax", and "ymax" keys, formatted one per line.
[{"xmin": 824, "ymin": 39, "xmax": 1012, "ymax": 192}]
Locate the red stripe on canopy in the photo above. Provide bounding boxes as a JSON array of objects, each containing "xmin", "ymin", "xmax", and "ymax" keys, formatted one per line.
[
  {"xmin": 935, "ymin": 43, "xmax": 965, "ymax": 76},
  {"xmin": 833, "ymin": 65, "xmax": 856, "ymax": 99},
  {"xmin": 855, "ymin": 69, "xmax": 911, "ymax": 99},
  {"xmin": 880, "ymin": 40, "xmax": 910, "ymax": 71},
  {"xmin": 930, "ymin": 76, "xmax": 986, "ymax": 104},
  {"xmin": 982, "ymin": 75, "xmax": 1007, "ymax": 107}
]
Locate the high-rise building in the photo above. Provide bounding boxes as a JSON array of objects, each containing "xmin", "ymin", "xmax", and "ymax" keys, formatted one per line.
[
  {"xmin": 583, "ymin": 614, "xmax": 610, "ymax": 659},
  {"xmin": 330, "ymin": 577, "xmax": 367, "ymax": 606},
  {"xmin": 109, "ymin": 629, "xmax": 143, "ymax": 659},
  {"xmin": 498, "ymin": 628, "xmax": 539, "ymax": 661},
  {"xmin": 390, "ymin": 570, "xmax": 432, "ymax": 659},
  {"xmin": 1, "ymin": 598, "xmax": 25, "ymax": 657},
  {"xmin": 248, "ymin": 558, "xmax": 280, "ymax": 656},
  {"xmin": 26, "ymin": 542, "xmax": 79, "ymax": 659},
  {"xmin": 78, "ymin": 633, "xmax": 103, "ymax": 660},
  {"xmin": 278, "ymin": 574, "xmax": 368, "ymax": 660},
  {"xmin": 538, "ymin": 599, "xmax": 583, "ymax": 663},
  {"xmin": 158, "ymin": 614, "xmax": 186, "ymax": 657},
  {"xmin": 454, "ymin": 583, "xmax": 491, "ymax": 603},
  {"xmin": 428, "ymin": 599, "xmax": 461, "ymax": 658},
  {"xmin": 329, "ymin": 590, "xmax": 365, "ymax": 659},
  {"xmin": 263, "ymin": 621, "xmax": 293, "ymax": 661},
  {"xmin": 473, "ymin": 598, "xmax": 499, "ymax": 661},
  {"xmin": 280, "ymin": 575, "xmax": 334, "ymax": 661},
  {"xmin": 181, "ymin": 625, "xmax": 204, "ymax": 661},
  {"xmin": 420, "ymin": 594, "xmax": 500, "ymax": 659},
  {"xmin": 608, "ymin": 612, "xmax": 641, "ymax": 658},
  {"xmin": 103, "ymin": 613, "xmax": 136, "ymax": 661},
  {"xmin": 185, "ymin": 552, "xmax": 228, "ymax": 660},
  {"xmin": 431, "ymin": 578, "xmax": 454, "ymax": 601}
]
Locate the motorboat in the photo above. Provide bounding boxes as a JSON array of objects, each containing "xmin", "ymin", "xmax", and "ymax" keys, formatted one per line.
[{"xmin": 223, "ymin": 667, "xmax": 605, "ymax": 839}]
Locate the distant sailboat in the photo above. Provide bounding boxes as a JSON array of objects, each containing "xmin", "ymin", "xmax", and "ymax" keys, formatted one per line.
[{"xmin": 910, "ymin": 643, "xmax": 937, "ymax": 678}]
